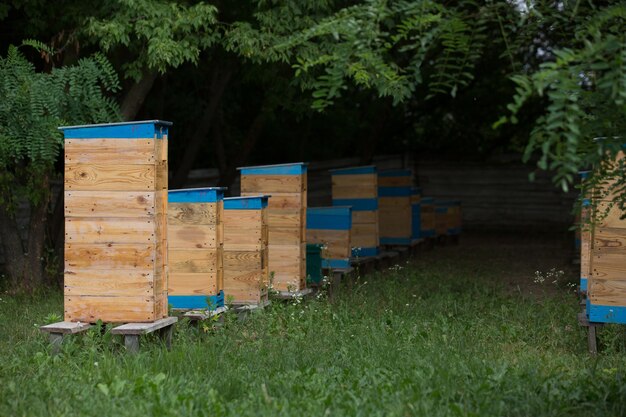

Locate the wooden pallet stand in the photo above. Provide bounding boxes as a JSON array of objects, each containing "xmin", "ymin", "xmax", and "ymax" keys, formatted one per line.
[
  {"xmin": 330, "ymin": 166, "xmax": 379, "ymax": 258},
  {"xmin": 111, "ymin": 316, "xmax": 178, "ymax": 353},
  {"xmin": 238, "ymin": 163, "xmax": 308, "ymax": 292},
  {"xmin": 168, "ymin": 187, "xmax": 226, "ymax": 310},
  {"xmin": 60, "ymin": 120, "xmax": 170, "ymax": 323},
  {"xmin": 233, "ymin": 299, "xmax": 271, "ymax": 321},
  {"xmin": 273, "ymin": 287, "xmax": 314, "ymax": 300},
  {"xmin": 40, "ymin": 321, "xmax": 92, "ymax": 355},
  {"xmin": 223, "ymin": 195, "xmax": 270, "ymax": 306}
]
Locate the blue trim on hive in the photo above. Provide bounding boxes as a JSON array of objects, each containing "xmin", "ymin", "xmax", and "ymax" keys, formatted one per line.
[
  {"xmin": 412, "ymin": 203, "xmax": 421, "ymax": 239},
  {"xmin": 380, "ymin": 237, "xmax": 412, "ymax": 245},
  {"xmin": 307, "ymin": 207, "xmax": 352, "ymax": 230},
  {"xmin": 59, "ymin": 120, "xmax": 172, "ymax": 139},
  {"xmin": 580, "ymin": 277, "xmax": 588, "ymax": 292},
  {"xmin": 447, "ymin": 227, "xmax": 462, "ymax": 235},
  {"xmin": 582, "ymin": 198, "xmax": 591, "ymax": 207},
  {"xmin": 588, "ymin": 303, "xmax": 626, "ymax": 324},
  {"xmin": 352, "ymin": 246, "xmax": 378, "ymax": 257},
  {"xmin": 379, "ymin": 187, "xmax": 412, "ymax": 197},
  {"xmin": 332, "ymin": 198, "xmax": 378, "ymax": 211},
  {"xmin": 579, "ymin": 171, "xmax": 591, "ymax": 179},
  {"xmin": 421, "ymin": 197, "xmax": 435, "ymax": 204},
  {"xmin": 169, "ymin": 291, "xmax": 225, "ymax": 310},
  {"xmin": 238, "ymin": 162, "xmax": 307, "ymax": 175},
  {"xmin": 378, "ymin": 169, "xmax": 412, "ymax": 177},
  {"xmin": 329, "ymin": 166, "xmax": 376, "ymax": 175},
  {"xmin": 224, "ymin": 196, "xmax": 269, "ymax": 210},
  {"xmin": 323, "ymin": 258, "xmax": 351, "ymax": 269},
  {"xmin": 168, "ymin": 187, "xmax": 226, "ymax": 203},
  {"xmin": 421, "ymin": 229, "xmax": 436, "ymax": 238},
  {"xmin": 575, "ymin": 238, "xmax": 581, "ymax": 249}
]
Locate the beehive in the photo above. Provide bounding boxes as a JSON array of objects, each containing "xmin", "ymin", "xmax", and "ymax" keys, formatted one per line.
[
  {"xmin": 578, "ymin": 171, "xmax": 592, "ymax": 294},
  {"xmin": 238, "ymin": 163, "xmax": 307, "ymax": 292},
  {"xmin": 307, "ymin": 207, "xmax": 352, "ymax": 269},
  {"xmin": 435, "ymin": 203, "xmax": 448, "ymax": 237},
  {"xmin": 330, "ymin": 166, "xmax": 379, "ymax": 257},
  {"xmin": 437, "ymin": 200, "xmax": 462, "ymax": 236},
  {"xmin": 379, "ymin": 169, "xmax": 413, "ymax": 245},
  {"xmin": 223, "ymin": 196, "xmax": 269, "ymax": 305},
  {"xmin": 411, "ymin": 187, "xmax": 422, "ymax": 241},
  {"xmin": 587, "ymin": 152, "xmax": 626, "ymax": 323},
  {"xmin": 60, "ymin": 120, "xmax": 170, "ymax": 323},
  {"xmin": 420, "ymin": 197, "xmax": 436, "ymax": 238},
  {"xmin": 167, "ymin": 188, "xmax": 225, "ymax": 309}
]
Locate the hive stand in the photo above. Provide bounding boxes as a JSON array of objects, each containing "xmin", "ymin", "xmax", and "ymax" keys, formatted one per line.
[
  {"xmin": 40, "ymin": 321, "xmax": 92, "ymax": 355},
  {"xmin": 111, "ymin": 317, "xmax": 178, "ymax": 353},
  {"xmin": 233, "ymin": 299, "xmax": 271, "ymax": 321}
]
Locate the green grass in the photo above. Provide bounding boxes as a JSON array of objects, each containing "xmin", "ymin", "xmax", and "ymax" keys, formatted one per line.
[{"xmin": 2, "ymin": 238, "xmax": 626, "ymax": 416}]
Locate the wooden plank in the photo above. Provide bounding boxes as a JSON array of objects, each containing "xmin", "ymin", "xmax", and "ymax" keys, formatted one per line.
[
  {"xmin": 169, "ymin": 249, "xmax": 218, "ymax": 273},
  {"xmin": 168, "ymin": 203, "xmax": 217, "ymax": 225},
  {"xmin": 222, "ymin": 209, "xmax": 262, "ymax": 227},
  {"xmin": 264, "ymin": 193, "xmax": 303, "ymax": 210},
  {"xmin": 353, "ymin": 223, "xmax": 378, "ymax": 236},
  {"xmin": 65, "ymin": 218, "xmax": 155, "ymax": 244},
  {"xmin": 332, "ymin": 174, "xmax": 377, "ymax": 188},
  {"xmin": 378, "ymin": 176, "xmax": 412, "ymax": 187},
  {"xmin": 591, "ymin": 253, "xmax": 626, "ymax": 280},
  {"xmin": 64, "ymin": 269, "xmax": 154, "ymax": 296},
  {"xmin": 64, "ymin": 295, "xmax": 156, "ymax": 323},
  {"xmin": 307, "ymin": 229, "xmax": 351, "ymax": 258},
  {"xmin": 589, "ymin": 279, "xmax": 626, "ymax": 307},
  {"xmin": 168, "ymin": 273, "xmax": 217, "ymax": 295},
  {"xmin": 40, "ymin": 321, "xmax": 92, "ymax": 334},
  {"xmin": 168, "ymin": 224, "xmax": 217, "ymax": 249},
  {"xmin": 65, "ymin": 164, "xmax": 156, "ymax": 191},
  {"xmin": 268, "ymin": 211, "xmax": 301, "ymax": 228},
  {"xmin": 241, "ymin": 175, "xmax": 303, "ymax": 193},
  {"xmin": 351, "ymin": 234, "xmax": 378, "ymax": 248},
  {"xmin": 593, "ymin": 228, "xmax": 626, "ymax": 255},
  {"xmin": 596, "ymin": 202, "xmax": 626, "ymax": 228},
  {"xmin": 65, "ymin": 243, "xmax": 155, "ymax": 270},
  {"xmin": 379, "ymin": 197, "xmax": 412, "ymax": 208},
  {"xmin": 111, "ymin": 317, "xmax": 178, "ymax": 334},
  {"xmin": 352, "ymin": 211, "xmax": 378, "ymax": 224},
  {"xmin": 331, "ymin": 185, "xmax": 378, "ymax": 199},
  {"xmin": 65, "ymin": 139, "xmax": 156, "ymax": 164},
  {"xmin": 65, "ymin": 191, "xmax": 155, "ymax": 218},
  {"xmin": 223, "ymin": 251, "xmax": 263, "ymax": 270},
  {"xmin": 268, "ymin": 227, "xmax": 302, "ymax": 245},
  {"xmin": 223, "ymin": 228, "xmax": 262, "ymax": 249}
]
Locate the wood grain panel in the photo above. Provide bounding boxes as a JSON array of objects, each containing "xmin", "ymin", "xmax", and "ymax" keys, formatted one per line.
[
  {"xmin": 241, "ymin": 175, "xmax": 303, "ymax": 193},
  {"xmin": 307, "ymin": 229, "xmax": 351, "ymax": 258},
  {"xmin": 64, "ymin": 295, "xmax": 155, "ymax": 323},
  {"xmin": 378, "ymin": 176, "xmax": 412, "ymax": 187},
  {"xmin": 589, "ymin": 279, "xmax": 626, "ymax": 307},
  {"xmin": 64, "ymin": 269, "xmax": 154, "ymax": 296},
  {"xmin": 352, "ymin": 211, "xmax": 378, "ymax": 224},
  {"xmin": 591, "ymin": 253, "xmax": 626, "ymax": 280},
  {"xmin": 168, "ymin": 202, "xmax": 217, "ymax": 225},
  {"xmin": 65, "ymin": 191, "xmax": 155, "ymax": 217},
  {"xmin": 65, "ymin": 218, "xmax": 154, "ymax": 244},
  {"xmin": 65, "ymin": 164, "xmax": 155, "ymax": 191},
  {"xmin": 223, "ymin": 251, "xmax": 263, "ymax": 270},
  {"xmin": 168, "ymin": 224, "xmax": 217, "ymax": 249},
  {"xmin": 65, "ymin": 139, "xmax": 155, "ymax": 164},
  {"xmin": 596, "ymin": 202, "xmax": 626, "ymax": 228},
  {"xmin": 168, "ymin": 273, "xmax": 217, "ymax": 295},
  {"xmin": 268, "ymin": 227, "xmax": 302, "ymax": 245},
  {"xmin": 169, "ymin": 249, "xmax": 218, "ymax": 273},
  {"xmin": 65, "ymin": 243, "xmax": 155, "ymax": 270}
]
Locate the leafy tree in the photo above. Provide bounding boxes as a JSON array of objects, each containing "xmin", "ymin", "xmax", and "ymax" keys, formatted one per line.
[{"xmin": 0, "ymin": 44, "xmax": 120, "ymax": 290}]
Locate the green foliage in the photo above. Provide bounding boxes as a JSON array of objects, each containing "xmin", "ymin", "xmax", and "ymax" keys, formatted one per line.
[
  {"xmin": 0, "ymin": 44, "xmax": 120, "ymax": 210},
  {"xmin": 499, "ymin": 2, "xmax": 626, "ymax": 193},
  {"xmin": 84, "ymin": 0, "xmax": 219, "ymax": 80}
]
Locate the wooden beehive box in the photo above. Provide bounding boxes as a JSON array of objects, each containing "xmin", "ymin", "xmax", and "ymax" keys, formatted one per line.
[
  {"xmin": 578, "ymin": 171, "xmax": 592, "ymax": 295},
  {"xmin": 167, "ymin": 187, "xmax": 225, "ymax": 309},
  {"xmin": 223, "ymin": 196, "xmax": 269, "ymax": 305},
  {"xmin": 435, "ymin": 203, "xmax": 448, "ymax": 237},
  {"xmin": 60, "ymin": 120, "xmax": 170, "ymax": 323},
  {"xmin": 379, "ymin": 169, "xmax": 413, "ymax": 245},
  {"xmin": 420, "ymin": 197, "xmax": 436, "ymax": 238},
  {"xmin": 438, "ymin": 200, "xmax": 462, "ymax": 236},
  {"xmin": 330, "ymin": 166, "xmax": 379, "ymax": 257},
  {"xmin": 307, "ymin": 207, "xmax": 352, "ymax": 269},
  {"xmin": 587, "ymin": 152, "xmax": 626, "ymax": 323},
  {"xmin": 238, "ymin": 163, "xmax": 307, "ymax": 292},
  {"xmin": 411, "ymin": 187, "xmax": 422, "ymax": 241}
]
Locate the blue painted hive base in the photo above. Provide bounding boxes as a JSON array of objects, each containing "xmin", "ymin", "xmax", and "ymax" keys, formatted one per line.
[{"xmin": 169, "ymin": 291, "xmax": 225, "ymax": 310}]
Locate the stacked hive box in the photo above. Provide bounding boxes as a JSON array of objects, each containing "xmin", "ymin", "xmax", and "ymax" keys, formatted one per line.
[
  {"xmin": 330, "ymin": 166, "xmax": 379, "ymax": 257},
  {"xmin": 579, "ymin": 171, "xmax": 592, "ymax": 295},
  {"xmin": 167, "ymin": 188, "xmax": 225, "ymax": 309},
  {"xmin": 223, "ymin": 196, "xmax": 270, "ymax": 305},
  {"xmin": 378, "ymin": 169, "xmax": 413, "ymax": 245},
  {"xmin": 437, "ymin": 200, "xmax": 462, "ymax": 236},
  {"xmin": 420, "ymin": 197, "xmax": 436, "ymax": 239},
  {"xmin": 60, "ymin": 120, "xmax": 170, "ymax": 323},
  {"xmin": 587, "ymin": 152, "xmax": 626, "ymax": 323},
  {"xmin": 239, "ymin": 163, "xmax": 307, "ymax": 292},
  {"xmin": 411, "ymin": 188, "xmax": 422, "ymax": 241},
  {"xmin": 307, "ymin": 207, "xmax": 352, "ymax": 269}
]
